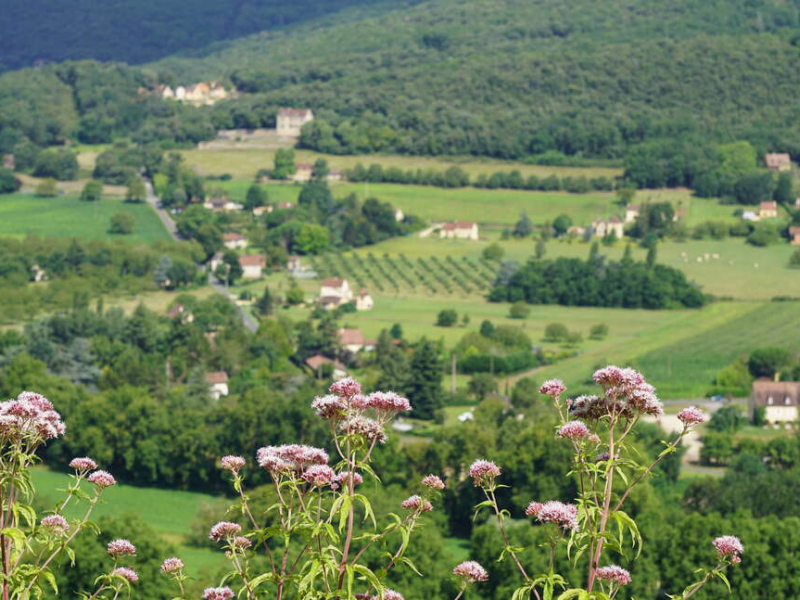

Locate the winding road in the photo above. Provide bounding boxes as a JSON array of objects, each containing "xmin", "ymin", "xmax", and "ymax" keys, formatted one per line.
[{"xmin": 145, "ymin": 180, "xmax": 259, "ymax": 333}]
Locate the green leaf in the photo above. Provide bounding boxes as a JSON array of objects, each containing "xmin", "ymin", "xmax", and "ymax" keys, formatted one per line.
[
  {"xmin": 715, "ymin": 570, "xmax": 732, "ymax": 593},
  {"xmin": 556, "ymin": 589, "xmax": 585, "ymax": 600}
]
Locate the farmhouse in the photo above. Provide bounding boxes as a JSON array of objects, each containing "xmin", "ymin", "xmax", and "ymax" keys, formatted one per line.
[
  {"xmin": 759, "ymin": 201, "xmax": 778, "ymax": 219},
  {"xmin": 239, "ymin": 254, "xmax": 266, "ymax": 279},
  {"xmin": 205, "ymin": 371, "xmax": 230, "ymax": 400},
  {"xmin": 252, "ymin": 205, "xmax": 273, "ymax": 216},
  {"xmin": 750, "ymin": 380, "xmax": 800, "ymax": 424},
  {"xmin": 355, "ymin": 288, "xmax": 374, "ymax": 311},
  {"xmin": 440, "ymin": 221, "xmax": 479, "ymax": 240},
  {"xmin": 293, "ymin": 163, "xmax": 314, "ymax": 182},
  {"xmin": 624, "ymin": 204, "xmax": 640, "ymax": 224},
  {"xmin": 790, "ymin": 226, "xmax": 800, "ymax": 246},
  {"xmin": 592, "ymin": 217, "xmax": 624, "ymax": 239},
  {"xmin": 287, "ymin": 256, "xmax": 303, "ymax": 272},
  {"xmin": 765, "ymin": 153, "xmax": 792, "ymax": 171},
  {"xmin": 276, "ymin": 108, "xmax": 314, "ymax": 137},
  {"xmin": 305, "ymin": 355, "xmax": 347, "ymax": 380},
  {"xmin": 166, "ymin": 303, "xmax": 194, "ymax": 324},
  {"xmin": 320, "ymin": 278, "xmax": 352, "ymax": 302},
  {"xmin": 222, "ymin": 232, "xmax": 247, "ymax": 250},
  {"xmin": 337, "ymin": 328, "xmax": 375, "ymax": 353},
  {"xmin": 204, "ymin": 197, "xmax": 243, "ymax": 212},
  {"xmin": 328, "ymin": 169, "xmax": 343, "ymax": 182}
]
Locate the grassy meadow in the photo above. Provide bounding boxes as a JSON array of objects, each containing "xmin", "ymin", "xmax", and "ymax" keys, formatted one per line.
[{"xmin": 0, "ymin": 192, "xmax": 171, "ymax": 243}]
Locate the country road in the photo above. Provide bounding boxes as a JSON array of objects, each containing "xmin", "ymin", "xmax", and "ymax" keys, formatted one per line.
[{"xmin": 144, "ymin": 179, "xmax": 259, "ymax": 333}]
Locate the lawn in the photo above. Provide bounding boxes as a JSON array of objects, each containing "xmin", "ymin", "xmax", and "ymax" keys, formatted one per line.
[
  {"xmin": 32, "ymin": 468, "xmax": 225, "ymax": 576},
  {"xmin": 0, "ymin": 193, "xmax": 171, "ymax": 243},
  {"xmin": 179, "ymin": 148, "xmax": 622, "ymax": 181}
]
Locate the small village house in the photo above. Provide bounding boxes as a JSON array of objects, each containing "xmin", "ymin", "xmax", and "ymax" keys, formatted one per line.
[
  {"xmin": 327, "ymin": 169, "xmax": 343, "ymax": 182},
  {"xmin": 305, "ymin": 355, "xmax": 347, "ymax": 380},
  {"xmin": 759, "ymin": 201, "xmax": 778, "ymax": 219},
  {"xmin": 355, "ymin": 288, "xmax": 374, "ymax": 311},
  {"xmin": 222, "ymin": 232, "xmax": 248, "ymax": 250},
  {"xmin": 624, "ymin": 204, "xmax": 640, "ymax": 224},
  {"xmin": 30, "ymin": 264, "xmax": 46, "ymax": 283},
  {"xmin": 276, "ymin": 108, "xmax": 315, "ymax": 137},
  {"xmin": 239, "ymin": 254, "xmax": 267, "ymax": 279},
  {"xmin": 394, "ymin": 208, "xmax": 405, "ymax": 222},
  {"xmin": 790, "ymin": 226, "xmax": 800, "ymax": 246},
  {"xmin": 166, "ymin": 303, "xmax": 194, "ymax": 324},
  {"xmin": 765, "ymin": 153, "xmax": 792, "ymax": 171},
  {"xmin": 320, "ymin": 278, "xmax": 352, "ymax": 303},
  {"xmin": 591, "ymin": 217, "xmax": 624, "ymax": 239},
  {"xmin": 292, "ymin": 163, "xmax": 314, "ymax": 182},
  {"xmin": 750, "ymin": 380, "xmax": 800, "ymax": 424},
  {"xmin": 337, "ymin": 328, "xmax": 375, "ymax": 353},
  {"xmin": 276, "ymin": 202, "xmax": 295, "ymax": 210},
  {"xmin": 205, "ymin": 371, "xmax": 230, "ymax": 400},
  {"xmin": 439, "ymin": 221, "xmax": 479, "ymax": 240},
  {"xmin": 204, "ymin": 197, "xmax": 243, "ymax": 212},
  {"xmin": 209, "ymin": 252, "xmax": 224, "ymax": 273},
  {"xmin": 252, "ymin": 205, "xmax": 273, "ymax": 216},
  {"xmin": 158, "ymin": 81, "xmax": 230, "ymax": 106},
  {"xmin": 287, "ymin": 256, "xmax": 303, "ymax": 272}
]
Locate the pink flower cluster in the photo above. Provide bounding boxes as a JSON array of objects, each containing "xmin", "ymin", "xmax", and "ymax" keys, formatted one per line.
[
  {"xmin": 0, "ymin": 391, "xmax": 65, "ymax": 441},
  {"xmin": 203, "ymin": 587, "xmax": 234, "ymax": 600},
  {"xmin": 256, "ymin": 445, "xmax": 329, "ymax": 474},
  {"xmin": 220, "ymin": 455, "xmax": 246, "ymax": 472},
  {"xmin": 453, "ymin": 561, "xmax": 489, "ymax": 582},
  {"xmin": 339, "ymin": 416, "xmax": 388, "ymax": 444},
  {"xmin": 330, "ymin": 377, "xmax": 362, "ymax": 397},
  {"xmin": 421, "ymin": 474, "xmax": 445, "ymax": 490},
  {"xmin": 209, "ymin": 522, "xmax": 242, "ymax": 542},
  {"xmin": 161, "ymin": 557, "xmax": 184, "ymax": 574},
  {"xmin": 525, "ymin": 500, "xmax": 578, "ymax": 531},
  {"xmin": 379, "ymin": 590, "xmax": 404, "ymax": 600},
  {"xmin": 539, "ymin": 379, "xmax": 566, "ymax": 398},
  {"xmin": 312, "ymin": 394, "xmax": 348, "ymax": 419},
  {"xmin": 596, "ymin": 565, "xmax": 631, "ymax": 586},
  {"xmin": 713, "ymin": 535, "xmax": 744, "ymax": 563},
  {"xmin": 233, "ymin": 536, "xmax": 252, "ymax": 549},
  {"xmin": 68, "ymin": 457, "xmax": 97, "ymax": 472},
  {"xmin": 87, "ymin": 470, "xmax": 116, "ymax": 489},
  {"xmin": 365, "ymin": 391, "xmax": 412, "ymax": 417},
  {"xmin": 568, "ymin": 366, "xmax": 663, "ymax": 419},
  {"xmin": 301, "ymin": 465, "xmax": 336, "ymax": 487},
  {"xmin": 677, "ymin": 406, "xmax": 705, "ymax": 427},
  {"xmin": 401, "ymin": 495, "xmax": 433, "ymax": 513},
  {"xmin": 112, "ymin": 567, "xmax": 138, "ymax": 583},
  {"xmin": 107, "ymin": 539, "xmax": 136, "ymax": 558},
  {"xmin": 468, "ymin": 460, "xmax": 501, "ymax": 486},
  {"xmin": 557, "ymin": 420, "xmax": 590, "ymax": 440},
  {"xmin": 335, "ymin": 471, "xmax": 363, "ymax": 487},
  {"xmin": 40, "ymin": 514, "xmax": 69, "ymax": 536}
]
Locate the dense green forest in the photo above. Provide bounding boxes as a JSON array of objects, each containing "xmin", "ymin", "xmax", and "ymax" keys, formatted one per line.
[{"xmin": 4, "ymin": 0, "xmax": 800, "ymax": 163}]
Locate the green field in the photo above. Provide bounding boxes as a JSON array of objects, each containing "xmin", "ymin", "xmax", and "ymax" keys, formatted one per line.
[
  {"xmin": 0, "ymin": 193, "xmax": 171, "ymax": 243},
  {"xmin": 32, "ymin": 468, "xmax": 225, "ymax": 576},
  {"xmin": 179, "ymin": 148, "xmax": 622, "ymax": 181}
]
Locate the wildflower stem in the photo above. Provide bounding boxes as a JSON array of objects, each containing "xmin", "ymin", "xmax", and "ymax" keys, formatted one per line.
[
  {"xmin": 487, "ymin": 488, "xmax": 529, "ymax": 580},
  {"xmin": 587, "ymin": 416, "xmax": 617, "ymax": 592}
]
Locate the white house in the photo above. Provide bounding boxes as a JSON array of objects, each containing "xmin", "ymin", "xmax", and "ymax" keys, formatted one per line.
[
  {"xmin": 742, "ymin": 210, "xmax": 759, "ymax": 222},
  {"xmin": 320, "ymin": 278, "xmax": 352, "ymax": 302},
  {"xmin": 252, "ymin": 205, "xmax": 273, "ymax": 216},
  {"xmin": 624, "ymin": 204, "xmax": 640, "ymax": 224},
  {"xmin": 239, "ymin": 254, "xmax": 266, "ymax": 279},
  {"xmin": 208, "ymin": 252, "xmax": 224, "ymax": 273},
  {"xmin": 394, "ymin": 208, "xmax": 405, "ymax": 222},
  {"xmin": 287, "ymin": 256, "xmax": 303, "ymax": 272},
  {"xmin": 305, "ymin": 355, "xmax": 347, "ymax": 380},
  {"xmin": 439, "ymin": 221, "xmax": 479, "ymax": 240},
  {"xmin": 592, "ymin": 217, "xmax": 624, "ymax": 239},
  {"xmin": 759, "ymin": 201, "xmax": 778, "ymax": 219},
  {"xmin": 222, "ymin": 232, "xmax": 247, "ymax": 250},
  {"xmin": 292, "ymin": 163, "xmax": 314, "ymax": 182},
  {"xmin": 204, "ymin": 198, "xmax": 243, "ymax": 212},
  {"xmin": 750, "ymin": 381, "xmax": 800, "ymax": 424},
  {"xmin": 276, "ymin": 108, "xmax": 315, "ymax": 136},
  {"xmin": 355, "ymin": 288, "xmax": 374, "ymax": 311},
  {"xmin": 765, "ymin": 152, "xmax": 792, "ymax": 172},
  {"xmin": 205, "ymin": 371, "xmax": 229, "ymax": 400},
  {"xmin": 337, "ymin": 328, "xmax": 375, "ymax": 353},
  {"xmin": 166, "ymin": 303, "xmax": 194, "ymax": 324}
]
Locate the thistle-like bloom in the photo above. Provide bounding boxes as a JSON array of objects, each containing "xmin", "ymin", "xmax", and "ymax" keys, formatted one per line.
[
  {"xmin": 219, "ymin": 455, "xmax": 246, "ymax": 472},
  {"xmin": 209, "ymin": 521, "xmax": 242, "ymax": 542},
  {"xmin": 349, "ymin": 394, "xmax": 371, "ymax": 411},
  {"xmin": 528, "ymin": 500, "xmax": 578, "ymax": 530},
  {"xmin": 468, "ymin": 459, "xmax": 501, "ymax": 486},
  {"xmin": 256, "ymin": 445, "xmax": 329, "ymax": 474},
  {"xmin": 311, "ymin": 394, "xmax": 348, "ymax": 419},
  {"xmin": 0, "ymin": 391, "xmax": 65, "ymax": 441},
  {"xmin": 381, "ymin": 590, "xmax": 405, "ymax": 600},
  {"xmin": 339, "ymin": 416, "xmax": 387, "ymax": 444},
  {"xmin": 677, "ymin": 406, "xmax": 705, "ymax": 426},
  {"xmin": 88, "ymin": 470, "xmax": 116, "ymax": 489},
  {"xmin": 335, "ymin": 471, "xmax": 363, "ymax": 487},
  {"xmin": 112, "ymin": 567, "xmax": 139, "ymax": 583},
  {"xmin": 107, "ymin": 539, "xmax": 136, "ymax": 558},
  {"xmin": 539, "ymin": 379, "xmax": 566, "ymax": 398},
  {"xmin": 596, "ymin": 565, "xmax": 631, "ymax": 586},
  {"xmin": 421, "ymin": 474, "xmax": 445, "ymax": 490},
  {"xmin": 587, "ymin": 433, "xmax": 601, "ymax": 444},
  {"xmin": 453, "ymin": 561, "xmax": 489, "ymax": 582},
  {"xmin": 203, "ymin": 587, "xmax": 234, "ymax": 600},
  {"xmin": 401, "ymin": 495, "xmax": 433, "ymax": 512},
  {"xmin": 330, "ymin": 377, "xmax": 361, "ymax": 397},
  {"xmin": 40, "ymin": 515, "xmax": 69, "ymax": 536},
  {"xmin": 366, "ymin": 391, "xmax": 412, "ymax": 415},
  {"xmin": 68, "ymin": 457, "xmax": 97, "ymax": 472},
  {"xmin": 557, "ymin": 420, "xmax": 590, "ymax": 440},
  {"xmin": 713, "ymin": 535, "xmax": 744, "ymax": 561},
  {"xmin": 233, "ymin": 536, "xmax": 252, "ymax": 549},
  {"xmin": 302, "ymin": 465, "xmax": 336, "ymax": 487},
  {"xmin": 161, "ymin": 557, "xmax": 184, "ymax": 574}
]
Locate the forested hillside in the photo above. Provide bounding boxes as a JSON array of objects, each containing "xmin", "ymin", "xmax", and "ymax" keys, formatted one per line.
[{"xmin": 0, "ymin": 0, "xmax": 395, "ymax": 72}]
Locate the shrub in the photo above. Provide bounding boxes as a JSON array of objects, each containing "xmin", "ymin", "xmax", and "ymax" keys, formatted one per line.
[
  {"xmin": 109, "ymin": 212, "xmax": 135, "ymax": 234},
  {"xmin": 508, "ymin": 301, "xmax": 530, "ymax": 319},
  {"xmin": 589, "ymin": 324, "xmax": 609, "ymax": 339},
  {"xmin": 482, "ymin": 243, "xmax": 504, "ymax": 261},
  {"xmin": 435, "ymin": 309, "xmax": 458, "ymax": 327},
  {"xmin": 35, "ymin": 178, "xmax": 58, "ymax": 197},
  {"xmin": 544, "ymin": 322, "xmax": 568, "ymax": 342}
]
